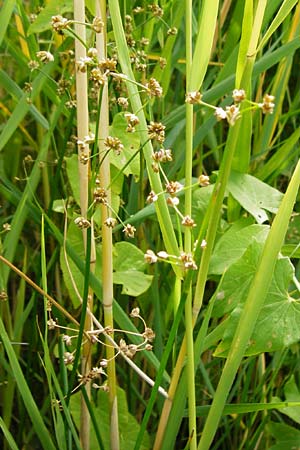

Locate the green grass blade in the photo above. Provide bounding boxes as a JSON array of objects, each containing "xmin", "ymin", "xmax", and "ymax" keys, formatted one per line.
[
  {"xmin": 0, "ymin": 0, "xmax": 15, "ymax": 47},
  {"xmin": 0, "ymin": 416, "xmax": 19, "ymax": 450},
  {"xmin": 258, "ymin": 0, "xmax": 299, "ymax": 52},
  {"xmin": 189, "ymin": 0, "xmax": 219, "ymax": 91},
  {"xmin": 198, "ymin": 159, "xmax": 300, "ymax": 450},
  {"xmin": 0, "ymin": 317, "xmax": 57, "ymax": 450}
]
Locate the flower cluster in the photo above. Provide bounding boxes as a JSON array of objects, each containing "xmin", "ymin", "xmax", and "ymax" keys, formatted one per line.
[{"xmin": 144, "ymin": 249, "xmax": 197, "ymax": 271}]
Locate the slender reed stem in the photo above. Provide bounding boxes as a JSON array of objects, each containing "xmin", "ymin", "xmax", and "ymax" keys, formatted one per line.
[
  {"xmin": 184, "ymin": 0, "xmax": 197, "ymax": 447},
  {"xmin": 73, "ymin": 1, "xmax": 94, "ymax": 448},
  {"xmin": 97, "ymin": 2, "xmax": 119, "ymax": 449}
]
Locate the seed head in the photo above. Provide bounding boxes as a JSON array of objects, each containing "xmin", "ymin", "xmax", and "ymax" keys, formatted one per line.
[
  {"xmin": 185, "ymin": 91, "xmax": 202, "ymax": 104},
  {"xmin": 92, "ymin": 16, "xmax": 104, "ymax": 33},
  {"xmin": 123, "ymin": 224, "xmax": 136, "ymax": 238},
  {"xmin": 167, "ymin": 27, "xmax": 178, "ymax": 36},
  {"xmin": 117, "ymin": 97, "xmax": 129, "ymax": 109},
  {"xmin": 259, "ymin": 94, "xmax": 275, "ymax": 114},
  {"xmin": 165, "ymin": 181, "xmax": 183, "ymax": 196},
  {"xmin": 147, "ymin": 121, "xmax": 165, "ymax": 143},
  {"xmin": 74, "ymin": 217, "xmax": 91, "ymax": 229},
  {"xmin": 143, "ymin": 327, "xmax": 155, "ymax": 342},
  {"xmin": 146, "ymin": 190, "xmax": 158, "ymax": 204},
  {"xmin": 145, "ymin": 78, "xmax": 163, "ymax": 97},
  {"xmin": 36, "ymin": 51, "xmax": 54, "ymax": 63},
  {"xmin": 63, "ymin": 352, "xmax": 74, "ymax": 365},
  {"xmin": 144, "ymin": 249, "xmax": 158, "ymax": 264},
  {"xmin": 198, "ymin": 174, "xmax": 210, "ymax": 186},
  {"xmin": 104, "ymin": 217, "xmax": 116, "ymax": 228},
  {"xmin": 94, "ymin": 187, "xmax": 108, "ymax": 204},
  {"xmin": 104, "ymin": 136, "xmax": 124, "ymax": 154},
  {"xmin": 130, "ymin": 307, "xmax": 140, "ymax": 317},
  {"xmin": 51, "ymin": 15, "xmax": 70, "ymax": 33},
  {"xmin": 181, "ymin": 215, "xmax": 196, "ymax": 227},
  {"xmin": 232, "ymin": 89, "xmax": 246, "ymax": 103}
]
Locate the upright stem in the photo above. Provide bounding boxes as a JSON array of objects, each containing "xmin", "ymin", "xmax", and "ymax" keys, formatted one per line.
[
  {"xmin": 184, "ymin": 0, "xmax": 197, "ymax": 448},
  {"xmin": 97, "ymin": 2, "xmax": 119, "ymax": 449},
  {"xmin": 73, "ymin": 2, "xmax": 93, "ymax": 448}
]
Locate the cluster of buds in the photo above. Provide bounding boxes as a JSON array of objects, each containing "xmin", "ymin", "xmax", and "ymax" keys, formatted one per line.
[
  {"xmin": 148, "ymin": 121, "xmax": 165, "ymax": 143},
  {"xmin": 146, "ymin": 190, "xmax": 158, "ymax": 204},
  {"xmin": 51, "ymin": 15, "xmax": 70, "ymax": 33},
  {"xmin": 144, "ymin": 249, "xmax": 197, "ymax": 271},
  {"xmin": 36, "ymin": 51, "xmax": 54, "ymax": 63},
  {"xmin": 123, "ymin": 223, "xmax": 136, "ymax": 238},
  {"xmin": 198, "ymin": 174, "xmax": 210, "ymax": 187},
  {"xmin": 165, "ymin": 180, "xmax": 183, "ymax": 196},
  {"xmin": 259, "ymin": 94, "xmax": 275, "ymax": 114},
  {"xmin": 94, "ymin": 187, "xmax": 108, "ymax": 204},
  {"xmin": 148, "ymin": 4, "xmax": 164, "ymax": 17},
  {"xmin": 152, "ymin": 148, "xmax": 172, "ymax": 163},
  {"xmin": 144, "ymin": 78, "xmax": 163, "ymax": 97},
  {"xmin": 104, "ymin": 136, "xmax": 124, "ymax": 154},
  {"xmin": 214, "ymin": 104, "xmax": 241, "ymax": 126},
  {"xmin": 124, "ymin": 112, "xmax": 140, "ymax": 132},
  {"xmin": 185, "ymin": 91, "xmax": 202, "ymax": 105}
]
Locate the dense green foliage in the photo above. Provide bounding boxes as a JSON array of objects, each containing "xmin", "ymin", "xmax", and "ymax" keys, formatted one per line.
[{"xmin": 1, "ymin": 1, "xmax": 300, "ymax": 449}]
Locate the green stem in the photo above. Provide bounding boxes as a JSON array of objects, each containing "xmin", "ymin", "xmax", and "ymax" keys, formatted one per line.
[{"xmin": 185, "ymin": 0, "xmax": 197, "ymax": 447}]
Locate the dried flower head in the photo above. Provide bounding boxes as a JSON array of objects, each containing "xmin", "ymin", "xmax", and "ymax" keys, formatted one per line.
[
  {"xmin": 124, "ymin": 112, "xmax": 139, "ymax": 132},
  {"xmin": 181, "ymin": 215, "xmax": 196, "ymax": 227},
  {"xmin": 180, "ymin": 252, "xmax": 197, "ymax": 270},
  {"xmin": 152, "ymin": 148, "xmax": 173, "ymax": 163},
  {"xmin": 47, "ymin": 318, "xmax": 57, "ymax": 329},
  {"xmin": 148, "ymin": 4, "xmax": 164, "ymax": 17},
  {"xmin": 166, "ymin": 181, "xmax": 183, "ymax": 196},
  {"xmin": 214, "ymin": 107, "xmax": 227, "ymax": 121},
  {"xmin": 51, "ymin": 15, "xmax": 70, "ymax": 33},
  {"xmin": 259, "ymin": 94, "xmax": 275, "ymax": 114},
  {"xmin": 92, "ymin": 16, "xmax": 104, "ymax": 33},
  {"xmin": 94, "ymin": 187, "xmax": 108, "ymax": 204},
  {"xmin": 123, "ymin": 224, "xmax": 136, "ymax": 238},
  {"xmin": 90, "ymin": 67, "xmax": 107, "ymax": 86},
  {"xmin": 198, "ymin": 174, "xmax": 210, "ymax": 186},
  {"xmin": 76, "ymin": 56, "xmax": 93, "ymax": 72},
  {"xmin": 63, "ymin": 351, "xmax": 74, "ymax": 365},
  {"xmin": 148, "ymin": 121, "xmax": 165, "ymax": 143},
  {"xmin": 144, "ymin": 249, "xmax": 158, "ymax": 264},
  {"xmin": 104, "ymin": 136, "xmax": 124, "ymax": 154},
  {"xmin": 117, "ymin": 97, "xmax": 129, "ymax": 109},
  {"xmin": 185, "ymin": 91, "xmax": 202, "ymax": 104},
  {"xmin": 146, "ymin": 190, "xmax": 158, "ymax": 204},
  {"xmin": 141, "ymin": 37, "xmax": 150, "ymax": 46},
  {"xmin": 62, "ymin": 334, "xmax": 72, "ymax": 346},
  {"xmin": 232, "ymin": 89, "xmax": 246, "ymax": 103},
  {"xmin": 145, "ymin": 78, "xmax": 163, "ymax": 97},
  {"xmin": 98, "ymin": 58, "xmax": 117, "ymax": 72},
  {"xmin": 74, "ymin": 217, "xmax": 91, "ymax": 229},
  {"xmin": 143, "ymin": 327, "xmax": 155, "ymax": 342},
  {"xmin": 167, "ymin": 196, "xmax": 180, "ymax": 207},
  {"xmin": 225, "ymin": 104, "xmax": 241, "ymax": 126},
  {"xmin": 28, "ymin": 60, "xmax": 39, "ymax": 71},
  {"xmin": 36, "ymin": 51, "xmax": 54, "ymax": 63},
  {"xmin": 104, "ymin": 217, "xmax": 116, "ymax": 228},
  {"xmin": 167, "ymin": 27, "xmax": 178, "ymax": 36},
  {"xmin": 130, "ymin": 307, "xmax": 140, "ymax": 317}
]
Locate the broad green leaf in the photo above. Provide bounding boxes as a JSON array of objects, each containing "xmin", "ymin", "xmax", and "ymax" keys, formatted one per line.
[
  {"xmin": 109, "ymin": 113, "xmax": 140, "ymax": 177},
  {"xmin": 65, "ymin": 154, "xmax": 121, "ymax": 216},
  {"xmin": 267, "ymin": 421, "xmax": 300, "ymax": 450},
  {"xmin": 273, "ymin": 375, "xmax": 300, "ymax": 424},
  {"xmin": 27, "ymin": 0, "xmax": 73, "ymax": 34},
  {"xmin": 228, "ymin": 170, "xmax": 283, "ymax": 223},
  {"xmin": 60, "ymin": 221, "xmax": 102, "ymax": 308},
  {"xmin": 213, "ymin": 240, "xmax": 300, "ymax": 356},
  {"xmin": 70, "ymin": 387, "xmax": 150, "ymax": 450},
  {"xmin": 209, "ymin": 221, "xmax": 269, "ymax": 275},
  {"xmin": 113, "ymin": 242, "xmax": 153, "ymax": 296}
]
